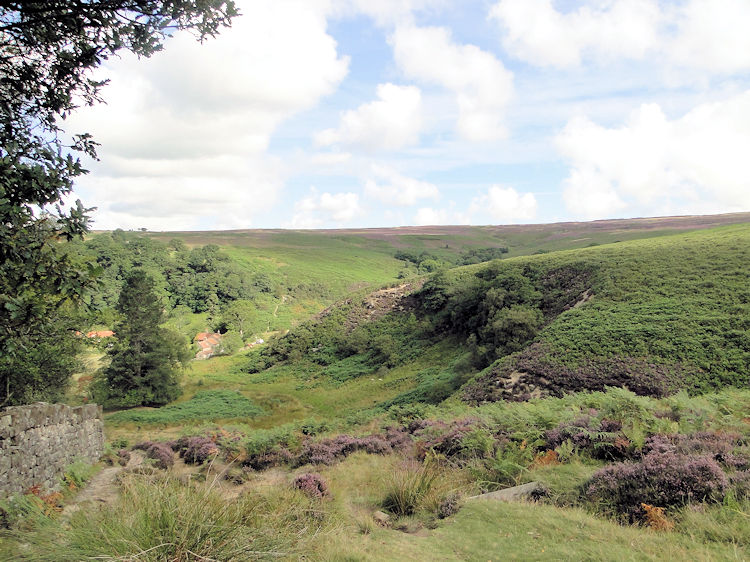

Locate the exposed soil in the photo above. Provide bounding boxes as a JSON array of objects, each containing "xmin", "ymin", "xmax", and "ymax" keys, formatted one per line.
[
  {"xmin": 316, "ymin": 281, "xmax": 423, "ymax": 332},
  {"xmin": 60, "ymin": 451, "xmax": 144, "ymax": 522}
]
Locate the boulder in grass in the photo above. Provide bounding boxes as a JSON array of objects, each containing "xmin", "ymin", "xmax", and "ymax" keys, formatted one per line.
[{"xmin": 467, "ymin": 481, "xmax": 547, "ymax": 502}]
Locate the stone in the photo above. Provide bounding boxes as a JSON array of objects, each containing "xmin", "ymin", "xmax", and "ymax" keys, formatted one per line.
[
  {"xmin": 373, "ymin": 510, "xmax": 391, "ymax": 526},
  {"xmin": 1, "ymin": 402, "xmax": 104, "ymax": 497},
  {"xmin": 467, "ymin": 481, "xmax": 548, "ymax": 503}
]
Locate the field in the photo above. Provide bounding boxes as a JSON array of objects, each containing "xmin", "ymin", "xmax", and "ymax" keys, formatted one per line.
[{"xmin": 3, "ymin": 214, "xmax": 750, "ymax": 560}]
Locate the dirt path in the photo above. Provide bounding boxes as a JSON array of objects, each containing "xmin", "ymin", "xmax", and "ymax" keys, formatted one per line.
[{"xmin": 60, "ymin": 451, "xmax": 144, "ymax": 522}]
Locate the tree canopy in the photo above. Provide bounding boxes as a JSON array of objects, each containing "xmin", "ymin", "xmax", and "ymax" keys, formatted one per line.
[{"xmin": 0, "ymin": 1, "xmax": 237, "ymax": 405}]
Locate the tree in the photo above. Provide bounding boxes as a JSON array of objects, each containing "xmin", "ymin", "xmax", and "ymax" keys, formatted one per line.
[
  {"xmin": 0, "ymin": 1, "xmax": 237, "ymax": 404},
  {"xmin": 219, "ymin": 299, "xmax": 256, "ymax": 339},
  {"xmin": 93, "ymin": 270, "xmax": 190, "ymax": 408}
]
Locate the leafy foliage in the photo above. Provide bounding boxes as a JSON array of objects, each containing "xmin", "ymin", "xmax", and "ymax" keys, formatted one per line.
[{"xmin": 0, "ymin": 0, "xmax": 237, "ymax": 405}]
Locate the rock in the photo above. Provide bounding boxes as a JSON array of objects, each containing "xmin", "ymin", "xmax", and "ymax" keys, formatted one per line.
[
  {"xmin": 467, "ymin": 481, "xmax": 547, "ymax": 502},
  {"xmin": 373, "ymin": 510, "xmax": 391, "ymax": 526}
]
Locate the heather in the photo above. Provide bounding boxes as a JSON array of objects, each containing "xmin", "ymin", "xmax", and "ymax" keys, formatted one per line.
[
  {"xmin": 583, "ymin": 453, "xmax": 728, "ymax": 521},
  {"xmin": 132, "ymin": 441, "xmax": 175, "ymax": 469}
]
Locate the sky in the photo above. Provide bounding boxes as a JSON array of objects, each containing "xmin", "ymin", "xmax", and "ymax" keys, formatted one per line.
[{"xmin": 66, "ymin": 0, "xmax": 750, "ymax": 231}]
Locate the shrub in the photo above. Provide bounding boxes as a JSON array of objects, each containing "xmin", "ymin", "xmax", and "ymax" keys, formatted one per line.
[
  {"xmin": 292, "ymin": 473, "xmax": 330, "ymax": 499},
  {"xmin": 729, "ymin": 471, "xmax": 750, "ymax": 499},
  {"xmin": 243, "ymin": 447, "xmax": 295, "ymax": 471},
  {"xmin": 544, "ymin": 416, "xmax": 631, "ymax": 460},
  {"xmin": 412, "ymin": 419, "xmax": 479, "ymax": 460},
  {"xmin": 133, "ymin": 441, "xmax": 174, "ymax": 470},
  {"xmin": 643, "ymin": 432, "xmax": 745, "ymax": 465},
  {"xmin": 464, "ymin": 343, "xmax": 683, "ymax": 403},
  {"xmin": 169, "ymin": 436, "xmax": 219, "ymax": 465},
  {"xmin": 437, "ymin": 492, "xmax": 462, "ymax": 519},
  {"xmin": 297, "ymin": 429, "xmax": 411, "ymax": 467},
  {"xmin": 584, "ymin": 452, "xmax": 728, "ymax": 520}
]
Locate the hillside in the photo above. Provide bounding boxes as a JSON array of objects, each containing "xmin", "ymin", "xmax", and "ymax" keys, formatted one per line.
[{"xmin": 4, "ymin": 216, "xmax": 750, "ymax": 560}]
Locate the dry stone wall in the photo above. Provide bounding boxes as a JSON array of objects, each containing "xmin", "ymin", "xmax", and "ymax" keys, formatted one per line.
[{"xmin": 0, "ymin": 402, "xmax": 104, "ymax": 495}]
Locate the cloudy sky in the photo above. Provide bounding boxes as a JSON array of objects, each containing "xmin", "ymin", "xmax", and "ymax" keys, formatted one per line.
[{"xmin": 68, "ymin": 0, "xmax": 750, "ymax": 230}]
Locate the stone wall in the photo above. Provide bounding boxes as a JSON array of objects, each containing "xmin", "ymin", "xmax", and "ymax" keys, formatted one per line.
[{"xmin": 0, "ymin": 402, "xmax": 104, "ymax": 496}]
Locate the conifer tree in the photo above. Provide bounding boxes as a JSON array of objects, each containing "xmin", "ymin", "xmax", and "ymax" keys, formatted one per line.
[{"xmin": 94, "ymin": 270, "xmax": 189, "ymax": 408}]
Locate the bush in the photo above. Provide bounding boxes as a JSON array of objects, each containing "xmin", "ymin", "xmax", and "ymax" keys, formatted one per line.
[
  {"xmin": 544, "ymin": 415, "xmax": 631, "ymax": 461},
  {"xmin": 437, "ymin": 492, "xmax": 462, "ymax": 519},
  {"xmin": 584, "ymin": 452, "xmax": 728, "ymax": 520},
  {"xmin": 133, "ymin": 441, "xmax": 174, "ymax": 469},
  {"xmin": 297, "ymin": 429, "xmax": 411, "ymax": 467},
  {"xmin": 169, "ymin": 436, "xmax": 219, "ymax": 465},
  {"xmin": 292, "ymin": 473, "xmax": 329, "ymax": 499}
]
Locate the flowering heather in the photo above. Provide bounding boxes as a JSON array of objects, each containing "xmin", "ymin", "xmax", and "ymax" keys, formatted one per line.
[
  {"xmin": 297, "ymin": 429, "xmax": 412, "ymax": 466},
  {"xmin": 292, "ymin": 473, "xmax": 330, "ymax": 499},
  {"xmin": 729, "ymin": 471, "xmax": 750, "ymax": 499},
  {"xmin": 437, "ymin": 492, "xmax": 462, "ymax": 519},
  {"xmin": 584, "ymin": 452, "xmax": 728, "ymax": 520},
  {"xmin": 411, "ymin": 419, "xmax": 476, "ymax": 457},
  {"xmin": 243, "ymin": 447, "xmax": 295, "ymax": 471},
  {"xmin": 171, "ymin": 436, "xmax": 219, "ymax": 465},
  {"xmin": 133, "ymin": 441, "xmax": 174, "ymax": 470},
  {"xmin": 643, "ymin": 432, "xmax": 743, "ymax": 459}
]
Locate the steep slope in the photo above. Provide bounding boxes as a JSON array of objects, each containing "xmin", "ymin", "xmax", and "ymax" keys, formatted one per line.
[{"xmin": 249, "ymin": 223, "xmax": 749, "ymax": 406}]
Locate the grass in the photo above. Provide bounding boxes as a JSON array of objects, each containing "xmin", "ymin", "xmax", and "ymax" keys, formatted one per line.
[
  {"xmin": 106, "ymin": 390, "xmax": 263, "ymax": 425},
  {"xmin": 320, "ymin": 499, "xmax": 747, "ymax": 561},
  {"xmin": 0, "ymin": 473, "xmax": 333, "ymax": 561}
]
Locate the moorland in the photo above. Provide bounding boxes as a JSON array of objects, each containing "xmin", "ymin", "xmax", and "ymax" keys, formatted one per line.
[{"xmin": 2, "ymin": 212, "xmax": 750, "ymax": 561}]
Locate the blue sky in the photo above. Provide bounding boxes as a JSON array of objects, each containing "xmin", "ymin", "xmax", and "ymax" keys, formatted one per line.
[{"xmin": 68, "ymin": 0, "xmax": 750, "ymax": 230}]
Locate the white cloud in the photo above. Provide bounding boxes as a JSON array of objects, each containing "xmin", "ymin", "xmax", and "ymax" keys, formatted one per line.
[
  {"xmin": 309, "ymin": 152, "xmax": 352, "ymax": 166},
  {"xmin": 668, "ymin": 0, "xmax": 750, "ymax": 74},
  {"xmin": 333, "ymin": 0, "xmax": 445, "ymax": 27},
  {"xmin": 390, "ymin": 24, "xmax": 513, "ymax": 141},
  {"xmin": 364, "ymin": 165, "xmax": 439, "ymax": 206},
  {"xmin": 68, "ymin": 0, "xmax": 349, "ymax": 229},
  {"xmin": 490, "ymin": 0, "xmax": 659, "ymax": 67},
  {"xmin": 414, "ymin": 207, "xmax": 451, "ymax": 225},
  {"xmin": 470, "ymin": 185, "xmax": 538, "ymax": 222},
  {"xmin": 289, "ymin": 188, "xmax": 363, "ymax": 228},
  {"xmin": 77, "ymin": 156, "xmax": 282, "ymax": 231},
  {"xmin": 315, "ymin": 83, "xmax": 422, "ymax": 151},
  {"xmin": 556, "ymin": 91, "xmax": 750, "ymax": 219},
  {"xmin": 490, "ymin": 0, "xmax": 750, "ymax": 75}
]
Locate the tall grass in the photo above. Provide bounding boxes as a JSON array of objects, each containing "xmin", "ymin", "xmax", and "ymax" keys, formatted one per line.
[
  {"xmin": 2, "ymin": 473, "xmax": 331, "ymax": 561},
  {"xmin": 381, "ymin": 458, "xmax": 444, "ymax": 517}
]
